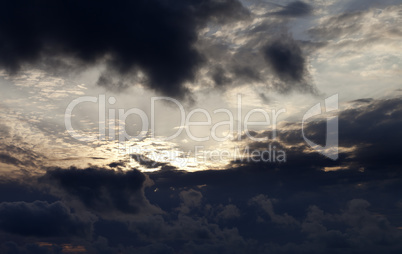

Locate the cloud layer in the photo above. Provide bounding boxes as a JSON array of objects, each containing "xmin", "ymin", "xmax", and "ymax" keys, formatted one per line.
[
  {"xmin": 0, "ymin": 0, "xmax": 248, "ymax": 98},
  {"xmin": 1, "ymin": 97, "xmax": 402, "ymax": 252}
]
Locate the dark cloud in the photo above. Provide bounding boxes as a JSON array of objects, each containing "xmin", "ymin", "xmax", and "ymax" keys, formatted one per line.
[
  {"xmin": 178, "ymin": 189, "xmax": 203, "ymax": 214},
  {"xmin": 203, "ymin": 39, "xmax": 318, "ymax": 94},
  {"xmin": 0, "ymin": 153, "xmax": 23, "ymax": 166},
  {"xmin": 41, "ymin": 167, "xmax": 157, "ymax": 216},
  {"xmin": 274, "ymin": 1, "xmax": 313, "ymax": 17},
  {"xmin": 0, "ymin": 0, "xmax": 248, "ymax": 98},
  {"xmin": 1, "ymin": 241, "xmax": 63, "ymax": 254},
  {"xmin": 0, "ymin": 200, "xmax": 93, "ymax": 237},
  {"xmin": 351, "ymin": 98, "xmax": 374, "ymax": 104},
  {"xmin": 127, "ymin": 213, "xmax": 246, "ymax": 253},
  {"xmin": 259, "ymin": 93, "xmax": 271, "ymax": 103},
  {"xmin": 131, "ymin": 154, "xmax": 172, "ymax": 169},
  {"xmin": 0, "ymin": 181, "xmax": 58, "ymax": 204},
  {"xmin": 1, "ymin": 147, "xmax": 402, "ymax": 253},
  {"xmin": 211, "ymin": 64, "xmax": 262, "ymax": 87},
  {"xmin": 212, "ymin": 66, "xmax": 232, "ymax": 87},
  {"xmin": 336, "ymin": 98, "xmax": 402, "ymax": 170},
  {"xmin": 299, "ymin": 199, "xmax": 402, "ymax": 252},
  {"xmin": 264, "ymin": 38, "xmax": 305, "ymax": 82},
  {"xmin": 2, "ymin": 97, "xmax": 402, "ymax": 252},
  {"xmin": 0, "ymin": 144, "xmax": 42, "ymax": 168},
  {"xmin": 216, "ymin": 204, "xmax": 241, "ymax": 220},
  {"xmin": 199, "ymin": 19, "xmax": 319, "ymax": 94},
  {"xmin": 237, "ymin": 97, "xmax": 402, "ymax": 173},
  {"xmin": 145, "ymin": 97, "xmax": 402, "ymax": 221},
  {"xmin": 279, "ymin": 97, "xmax": 402, "ymax": 171},
  {"xmin": 250, "ymin": 194, "xmax": 298, "ymax": 225},
  {"xmin": 108, "ymin": 161, "xmax": 126, "ymax": 168},
  {"xmin": 0, "ymin": 152, "xmax": 39, "ymax": 169},
  {"xmin": 144, "ymin": 166, "xmax": 402, "ymax": 253},
  {"xmin": 233, "ymin": 66, "xmax": 262, "ymax": 81},
  {"xmin": 263, "ymin": 36, "xmax": 316, "ymax": 93}
]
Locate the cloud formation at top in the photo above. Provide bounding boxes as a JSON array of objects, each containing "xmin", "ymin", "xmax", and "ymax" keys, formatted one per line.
[{"xmin": 0, "ymin": 0, "xmax": 248, "ymax": 98}]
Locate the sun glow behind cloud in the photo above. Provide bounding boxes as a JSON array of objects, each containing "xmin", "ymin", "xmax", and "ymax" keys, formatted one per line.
[{"xmin": 0, "ymin": 1, "xmax": 401, "ymax": 175}]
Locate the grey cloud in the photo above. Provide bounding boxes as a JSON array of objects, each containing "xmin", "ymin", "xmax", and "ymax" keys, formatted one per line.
[
  {"xmin": 128, "ymin": 213, "xmax": 246, "ymax": 253},
  {"xmin": 239, "ymin": 97, "xmax": 402, "ymax": 172},
  {"xmin": 0, "ymin": 150, "xmax": 38, "ymax": 168},
  {"xmin": 200, "ymin": 26, "xmax": 318, "ymax": 95},
  {"xmin": 0, "ymin": 200, "xmax": 95, "ymax": 238},
  {"xmin": 187, "ymin": 0, "xmax": 322, "ymax": 96},
  {"xmin": 178, "ymin": 189, "xmax": 203, "ymax": 214},
  {"xmin": 351, "ymin": 98, "xmax": 374, "ymax": 104},
  {"xmin": 41, "ymin": 167, "xmax": 159, "ymax": 218},
  {"xmin": 211, "ymin": 65, "xmax": 233, "ymax": 87},
  {"xmin": 0, "ymin": 0, "xmax": 249, "ymax": 99},
  {"xmin": 274, "ymin": 1, "xmax": 313, "ymax": 17},
  {"xmin": 301, "ymin": 199, "xmax": 402, "ymax": 251},
  {"xmin": 180, "ymin": 189, "xmax": 203, "ymax": 208},
  {"xmin": 131, "ymin": 154, "xmax": 172, "ymax": 169},
  {"xmin": 250, "ymin": 194, "xmax": 299, "ymax": 225},
  {"xmin": 264, "ymin": 38, "xmax": 305, "ymax": 83},
  {"xmin": 0, "ymin": 153, "xmax": 23, "ymax": 166},
  {"xmin": 217, "ymin": 204, "xmax": 241, "ymax": 220},
  {"xmin": 308, "ymin": 11, "xmax": 365, "ymax": 40}
]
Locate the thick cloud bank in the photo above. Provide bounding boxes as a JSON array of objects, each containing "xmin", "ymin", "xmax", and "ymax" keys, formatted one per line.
[
  {"xmin": 1, "ymin": 97, "xmax": 402, "ymax": 253},
  {"xmin": 0, "ymin": 0, "xmax": 248, "ymax": 98}
]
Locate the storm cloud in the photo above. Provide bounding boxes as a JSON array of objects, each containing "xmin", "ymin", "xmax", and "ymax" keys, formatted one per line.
[
  {"xmin": 263, "ymin": 36, "xmax": 314, "ymax": 93},
  {"xmin": 41, "ymin": 167, "xmax": 158, "ymax": 217},
  {"xmin": 0, "ymin": 0, "xmax": 248, "ymax": 98},
  {"xmin": 0, "ymin": 200, "xmax": 93, "ymax": 237},
  {"xmin": 1, "ymin": 1, "xmax": 402, "ymax": 253}
]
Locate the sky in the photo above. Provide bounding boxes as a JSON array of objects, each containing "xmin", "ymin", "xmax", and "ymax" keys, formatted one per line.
[{"xmin": 0, "ymin": 0, "xmax": 402, "ymax": 253}]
